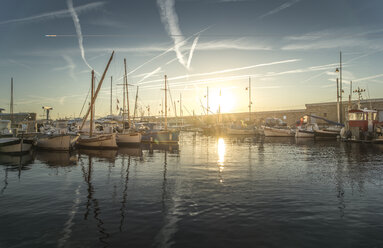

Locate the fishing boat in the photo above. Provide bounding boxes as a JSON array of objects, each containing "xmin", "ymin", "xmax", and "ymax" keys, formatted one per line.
[
  {"xmin": 77, "ymin": 52, "xmax": 118, "ymax": 149},
  {"xmin": 116, "ymin": 58, "xmax": 142, "ymax": 145},
  {"xmin": 342, "ymin": 108, "xmax": 379, "ymax": 142},
  {"xmin": 263, "ymin": 126, "xmax": 295, "ymax": 137},
  {"xmin": 0, "ymin": 137, "xmax": 33, "ymax": 154},
  {"xmin": 307, "ymin": 114, "xmax": 343, "ymax": 139},
  {"xmin": 226, "ymin": 124, "xmax": 257, "ymax": 135},
  {"xmin": 262, "ymin": 118, "xmax": 294, "ymax": 137},
  {"xmin": 295, "ymin": 123, "xmax": 318, "ymax": 138},
  {"xmin": 35, "ymin": 120, "xmax": 79, "ymax": 151}
]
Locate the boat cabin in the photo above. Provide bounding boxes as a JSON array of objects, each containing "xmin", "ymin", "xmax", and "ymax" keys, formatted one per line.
[{"xmin": 348, "ymin": 109, "xmax": 378, "ymax": 132}]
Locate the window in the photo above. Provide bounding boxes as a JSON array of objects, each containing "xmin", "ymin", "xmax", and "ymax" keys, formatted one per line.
[{"xmin": 349, "ymin": 112, "xmax": 365, "ymax": 121}]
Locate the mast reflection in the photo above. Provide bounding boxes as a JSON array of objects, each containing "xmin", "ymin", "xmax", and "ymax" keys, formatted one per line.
[
  {"xmin": 81, "ymin": 155, "xmax": 110, "ymax": 247},
  {"xmin": 217, "ymin": 137, "xmax": 225, "ymax": 183}
]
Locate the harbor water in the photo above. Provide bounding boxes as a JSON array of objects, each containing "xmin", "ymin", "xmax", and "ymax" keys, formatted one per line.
[{"xmin": 0, "ymin": 132, "xmax": 383, "ymax": 247}]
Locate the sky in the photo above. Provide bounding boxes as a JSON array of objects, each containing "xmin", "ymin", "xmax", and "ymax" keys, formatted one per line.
[{"xmin": 1, "ymin": 0, "xmax": 383, "ymax": 119}]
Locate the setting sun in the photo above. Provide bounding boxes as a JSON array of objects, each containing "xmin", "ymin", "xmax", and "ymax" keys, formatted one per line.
[{"xmin": 208, "ymin": 88, "xmax": 236, "ymax": 114}]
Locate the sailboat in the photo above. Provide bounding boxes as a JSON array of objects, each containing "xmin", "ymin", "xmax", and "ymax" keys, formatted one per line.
[
  {"xmin": 142, "ymin": 75, "xmax": 179, "ymax": 143},
  {"xmin": 0, "ymin": 78, "xmax": 32, "ymax": 154},
  {"xmin": 116, "ymin": 59, "xmax": 142, "ymax": 145},
  {"xmin": 35, "ymin": 120, "xmax": 79, "ymax": 151},
  {"xmin": 77, "ymin": 52, "xmax": 118, "ymax": 149},
  {"xmin": 226, "ymin": 77, "xmax": 257, "ymax": 135}
]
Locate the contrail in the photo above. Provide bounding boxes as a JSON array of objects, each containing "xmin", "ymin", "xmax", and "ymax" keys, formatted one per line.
[
  {"xmin": 259, "ymin": 0, "xmax": 301, "ymax": 19},
  {"xmin": 156, "ymin": 0, "xmax": 187, "ymax": 68},
  {"xmin": 127, "ymin": 26, "xmax": 211, "ymax": 76},
  {"xmin": 67, "ymin": 0, "xmax": 93, "ymax": 72},
  {"xmin": 138, "ymin": 58, "xmax": 300, "ymax": 85},
  {"xmin": 0, "ymin": 2, "xmax": 105, "ymax": 25},
  {"xmin": 187, "ymin": 35, "xmax": 199, "ymax": 69},
  {"xmin": 137, "ymin": 67, "xmax": 162, "ymax": 83}
]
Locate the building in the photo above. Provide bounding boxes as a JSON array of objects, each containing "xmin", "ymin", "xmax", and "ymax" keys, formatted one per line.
[{"xmin": 0, "ymin": 112, "xmax": 37, "ymax": 123}]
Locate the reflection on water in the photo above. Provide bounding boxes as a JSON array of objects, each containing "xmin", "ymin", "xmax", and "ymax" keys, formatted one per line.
[
  {"xmin": 1, "ymin": 133, "xmax": 383, "ymax": 247},
  {"xmin": 35, "ymin": 150, "xmax": 78, "ymax": 167},
  {"xmin": 0, "ymin": 153, "xmax": 33, "ymax": 166},
  {"xmin": 78, "ymin": 149, "xmax": 117, "ymax": 162},
  {"xmin": 217, "ymin": 138, "xmax": 225, "ymax": 183}
]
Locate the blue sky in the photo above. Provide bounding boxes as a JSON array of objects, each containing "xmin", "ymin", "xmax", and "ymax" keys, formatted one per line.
[{"xmin": 1, "ymin": 0, "xmax": 383, "ymax": 119}]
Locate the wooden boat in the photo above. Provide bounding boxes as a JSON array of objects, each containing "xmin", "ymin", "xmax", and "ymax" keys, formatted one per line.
[
  {"xmin": 314, "ymin": 129, "xmax": 339, "ymax": 139},
  {"xmin": 295, "ymin": 123, "xmax": 318, "ymax": 138},
  {"xmin": 77, "ymin": 52, "xmax": 117, "ymax": 149},
  {"xmin": 116, "ymin": 58, "xmax": 142, "ymax": 146},
  {"xmin": 226, "ymin": 127, "xmax": 257, "ymax": 135},
  {"xmin": 263, "ymin": 126, "xmax": 295, "ymax": 137},
  {"xmin": 77, "ymin": 133, "xmax": 117, "ymax": 149},
  {"xmin": 0, "ymin": 137, "xmax": 32, "ymax": 154},
  {"xmin": 36, "ymin": 133, "xmax": 79, "ymax": 151},
  {"xmin": 295, "ymin": 129, "xmax": 315, "ymax": 138},
  {"xmin": 117, "ymin": 132, "xmax": 142, "ymax": 145}
]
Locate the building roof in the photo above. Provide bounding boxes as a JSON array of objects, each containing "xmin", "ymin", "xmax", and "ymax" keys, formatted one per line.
[{"xmin": 306, "ymin": 98, "xmax": 383, "ymax": 107}]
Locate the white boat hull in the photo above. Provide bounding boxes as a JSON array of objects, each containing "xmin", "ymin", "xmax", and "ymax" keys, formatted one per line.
[
  {"xmin": 117, "ymin": 132, "xmax": 142, "ymax": 144},
  {"xmin": 263, "ymin": 127, "xmax": 294, "ymax": 137},
  {"xmin": 77, "ymin": 133, "xmax": 117, "ymax": 149},
  {"xmin": 36, "ymin": 134, "xmax": 79, "ymax": 151},
  {"xmin": 0, "ymin": 138, "xmax": 32, "ymax": 154}
]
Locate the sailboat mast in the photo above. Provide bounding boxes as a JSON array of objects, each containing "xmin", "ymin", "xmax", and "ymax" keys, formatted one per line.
[
  {"xmin": 165, "ymin": 75, "xmax": 168, "ymax": 130},
  {"xmin": 249, "ymin": 77, "xmax": 251, "ymax": 122},
  {"xmin": 207, "ymin": 86, "xmax": 209, "ymax": 116},
  {"xmin": 339, "ymin": 51, "xmax": 343, "ymax": 123},
  {"xmin": 90, "ymin": 70, "xmax": 94, "ymax": 137},
  {"xmin": 133, "ymin": 86, "xmax": 139, "ymax": 121},
  {"xmin": 10, "ymin": 77, "xmax": 14, "ymax": 124},
  {"xmin": 110, "ymin": 76, "xmax": 113, "ymax": 116},
  {"xmin": 80, "ymin": 51, "xmax": 114, "ymax": 130},
  {"xmin": 122, "ymin": 72, "xmax": 126, "ymax": 124},
  {"xmin": 124, "ymin": 58, "xmax": 131, "ymax": 127},
  {"xmin": 180, "ymin": 93, "xmax": 183, "ymax": 125}
]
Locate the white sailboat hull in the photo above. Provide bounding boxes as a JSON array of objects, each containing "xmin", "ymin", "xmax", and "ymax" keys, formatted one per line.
[
  {"xmin": 263, "ymin": 127, "xmax": 294, "ymax": 137},
  {"xmin": 77, "ymin": 133, "xmax": 117, "ymax": 149},
  {"xmin": 0, "ymin": 138, "xmax": 32, "ymax": 154},
  {"xmin": 117, "ymin": 132, "xmax": 142, "ymax": 144},
  {"xmin": 36, "ymin": 134, "xmax": 79, "ymax": 151}
]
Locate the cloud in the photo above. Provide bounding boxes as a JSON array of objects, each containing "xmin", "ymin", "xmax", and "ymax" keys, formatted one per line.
[
  {"xmin": 66, "ymin": 0, "xmax": 94, "ymax": 72},
  {"xmin": 0, "ymin": 2, "xmax": 105, "ymax": 25},
  {"xmin": 156, "ymin": 0, "xmax": 187, "ymax": 68},
  {"xmin": 259, "ymin": 0, "xmax": 301, "ymax": 19}
]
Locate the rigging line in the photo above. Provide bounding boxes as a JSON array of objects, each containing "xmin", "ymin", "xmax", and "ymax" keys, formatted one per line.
[
  {"xmin": 167, "ymin": 81, "xmax": 176, "ymax": 116},
  {"xmin": 79, "ymin": 87, "xmax": 91, "ymax": 118}
]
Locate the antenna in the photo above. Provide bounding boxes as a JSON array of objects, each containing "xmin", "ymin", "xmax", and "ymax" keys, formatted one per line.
[{"xmin": 353, "ymin": 87, "xmax": 366, "ymax": 109}]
